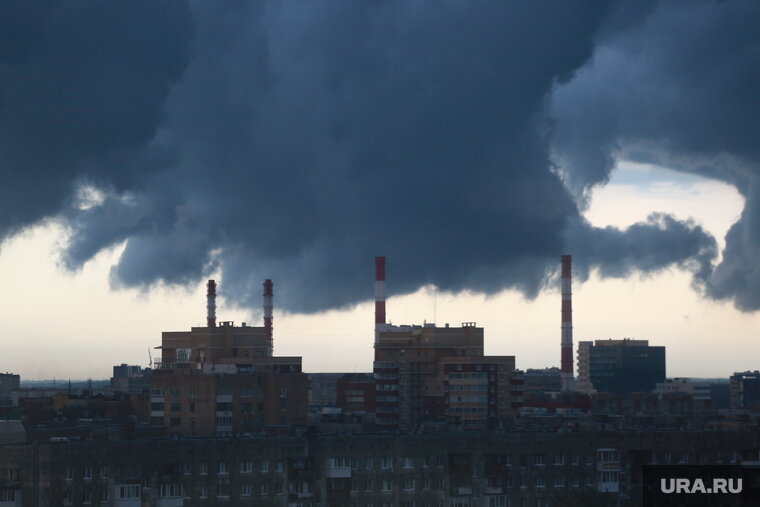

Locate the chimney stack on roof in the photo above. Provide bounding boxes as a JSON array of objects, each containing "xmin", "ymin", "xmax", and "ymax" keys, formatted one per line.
[
  {"xmin": 263, "ymin": 279, "xmax": 273, "ymax": 356},
  {"xmin": 560, "ymin": 255, "xmax": 573, "ymax": 391},
  {"xmin": 206, "ymin": 280, "xmax": 217, "ymax": 328}
]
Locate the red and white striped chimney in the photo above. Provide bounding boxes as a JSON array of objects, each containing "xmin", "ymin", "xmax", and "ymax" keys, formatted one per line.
[
  {"xmin": 263, "ymin": 279, "xmax": 273, "ymax": 357},
  {"xmin": 374, "ymin": 256, "xmax": 386, "ymax": 345},
  {"xmin": 206, "ymin": 280, "xmax": 217, "ymax": 328},
  {"xmin": 560, "ymin": 255, "xmax": 573, "ymax": 391}
]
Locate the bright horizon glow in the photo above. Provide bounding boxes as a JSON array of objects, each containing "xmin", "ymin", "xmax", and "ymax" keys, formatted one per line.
[{"xmin": 0, "ymin": 162, "xmax": 756, "ymax": 381}]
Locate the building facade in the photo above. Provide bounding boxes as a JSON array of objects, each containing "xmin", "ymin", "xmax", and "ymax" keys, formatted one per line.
[
  {"xmin": 373, "ymin": 323, "xmax": 519, "ymax": 431},
  {"xmin": 730, "ymin": 371, "xmax": 760, "ymax": 411},
  {"xmin": 0, "ymin": 373, "xmax": 20, "ymax": 408},
  {"xmin": 588, "ymin": 339, "xmax": 665, "ymax": 395},
  {"xmin": 1, "ymin": 430, "xmax": 759, "ymax": 506}
]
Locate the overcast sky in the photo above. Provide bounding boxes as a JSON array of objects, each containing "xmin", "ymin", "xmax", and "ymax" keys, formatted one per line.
[{"xmin": 1, "ymin": 0, "xmax": 758, "ymax": 380}]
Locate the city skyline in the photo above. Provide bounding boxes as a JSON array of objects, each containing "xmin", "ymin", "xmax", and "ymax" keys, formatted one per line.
[
  {"xmin": 2, "ymin": 162, "xmax": 756, "ymax": 381},
  {"xmin": 1, "ymin": 1, "xmax": 758, "ymax": 381}
]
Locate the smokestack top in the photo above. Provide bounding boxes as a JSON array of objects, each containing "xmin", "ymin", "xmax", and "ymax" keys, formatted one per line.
[
  {"xmin": 206, "ymin": 279, "xmax": 217, "ymax": 328},
  {"xmin": 560, "ymin": 255, "xmax": 573, "ymax": 389},
  {"xmin": 375, "ymin": 256, "xmax": 386, "ymax": 328},
  {"xmin": 375, "ymin": 256, "xmax": 386, "ymax": 281},
  {"xmin": 263, "ymin": 279, "xmax": 273, "ymax": 355},
  {"xmin": 263, "ymin": 278, "xmax": 273, "ymax": 296}
]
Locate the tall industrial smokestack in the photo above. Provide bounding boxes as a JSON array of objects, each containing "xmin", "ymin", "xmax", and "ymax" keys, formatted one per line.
[
  {"xmin": 375, "ymin": 256, "xmax": 386, "ymax": 345},
  {"xmin": 263, "ymin": 279, "xmax": 273, "ymax": 356},
  {"xmin": 206, "ymin": 280, "xmax": 217, "ymax": 328},
  {"xmin": 560, "ymin": 255, "xmax": 573, "ymax": 391}
]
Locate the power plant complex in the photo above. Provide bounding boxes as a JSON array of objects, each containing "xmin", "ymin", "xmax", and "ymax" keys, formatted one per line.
[{"xmin": 141, "ymin": 253, "xmax": 665, "ymax": 436}]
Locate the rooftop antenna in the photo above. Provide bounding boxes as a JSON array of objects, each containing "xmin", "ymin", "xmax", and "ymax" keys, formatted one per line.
[{"xmin": 148, "ymin": 348, "xmax": 153, "ymax": 368}]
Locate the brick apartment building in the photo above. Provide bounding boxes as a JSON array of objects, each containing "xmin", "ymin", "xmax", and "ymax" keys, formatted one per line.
[
  {"xmin": 149, "ymin": 280, "xmax": 307, "ymax": 437},
  {"xmin": 372, "ymin": 258, "xmax": 521, "ymax": 431}
]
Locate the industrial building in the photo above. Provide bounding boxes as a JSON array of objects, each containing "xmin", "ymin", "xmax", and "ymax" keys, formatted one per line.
[
  {"xmin": 582, "ymin": 339, "xmax": 666, "ymax": 395},
  {"xmin": 149, "ymin": 280, "xmax": 307, "ymax": 437},
  {"xmin": 730, "ymin": 371, "xmax": 760, "ymax": 411},
  {"xmin": 110, "ymin": 364, "xmax": 151, "ymax": 395},
  {"xmin": 0, "ymin": 373, "xmax": 20, "ymax": 408},
  {"xmin": 372, "ymin": 257, "xmax": 521, "ymax": 431},
  {"xmin": 335, "ymin": 373, "xmax": 376, "ymax": 418}
]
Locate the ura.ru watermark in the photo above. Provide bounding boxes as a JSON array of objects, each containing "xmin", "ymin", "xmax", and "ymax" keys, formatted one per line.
[{"xmin": 661, "ymin": 477, "xmax": 742, "ymax": 494}]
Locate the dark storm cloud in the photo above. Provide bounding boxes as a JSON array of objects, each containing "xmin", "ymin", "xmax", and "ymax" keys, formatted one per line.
[
  {"xmin": 0, "ymin": 0, "xmax": 193, "ymax": 235},
  {"xmin": 0, "ymin": 0, "xmax": 739, "ymax": 313},
  {"xmin": 551, "ymin": 0, "xmax": 760, "ymax": 310}
]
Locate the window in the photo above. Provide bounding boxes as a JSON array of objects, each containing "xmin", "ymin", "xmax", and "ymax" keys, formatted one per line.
[
  {"xmin": 276, "ymin": 460, "xmax": 285, "ymax": 473},
  {"xmin": 280, "ymin": 387, "xmax": 287, "ymax": 397},
  {"xmin": 100, "ymin": 490, "xmax": 110, "ymax": 502},
  {"xmin": 677, "ymin": 452, "xmax": 689, "ymax": 464},
  {"xmin": 240, "ymin": 461, "xmax": 253, "ymax": 473},
  {"xmin": 65, "ymin": 467, "xmax": 73, "ymax": 480},
  {"xmin": 99, "ymin": 466, "xmax": 110, "ymax": 478},
  {"xmin": 381, "ymin": 479, "xmax": 392, "ymax": 492},
  {"xmin": 216, "ymin": 387, "xmax": 233, "ymax": 396},
  {"xmin": 260, "ymin": 484, "xmax": 269, "ymax": 495},
  {"xmin": 330, "ymin": 457, "xmax": 349, "ymax": 468},
  {"xmin": 535, "ymin": 474, "xmax": 545, "ymax": 488},
  {"xmin": 189, "ymin": 389, "xmax": 197, "ymax": 399},
  {"xmin": 218, "ymin": 462, "xmax": 229, "ymax": 475},
  {"xmin": 118, "ymin": 485, "xmax": 140, "ymax": 499},
  {"xmin": 241, "ymin": 388, "xmax": 252, "ymax": 397},
  {"xmin": 200, "ymin": 486, "xmax": 208, "ymax": 498},
  {"xmin": 261, "ymin": 460, "xmax": 269, "ymax": 473},
  {"xmin": 170, "ymin": 389, "xmax": 181, "ymax": 397},
  {"xmin": 176, "ymin": 348, "xmax": 191, "ymax": 363},
  {"xmin": 84, "ymin": 466, "xmax": 93, "ymax": 479},
  {"xmin": 82, "ymin": 491, "xmax": 92, "ymax": 504},
  {"xmin": 365, "ymin": 479, "xmax": 373, "ymax": 492},
  {"xmin": 571, "ymin": 454, "xmax": 579, "ymax": 466},
  {"xmin": 403, "ymin": 478, "xmax": 415, "ymax": 491},
  {"xmin": 159, "ymin": 484, "xmax": 183, "ymax": 497},
  {"xmin": 0, "ymin": 491, "xmax": 16, "ymax": 502},
  {"xmin": 381, "ymin": 457, "xmax": 393, "ymax": 470},
  {"xmin": 553, "ymin": 454, "xmax": 564, "ymax": 466},
  {"xmin": 403, "ymin": 457, "xmax": 414, "ymax": 469},
  {"xmin": 199, "ymin": 463, "xmax": 208, "ymax": 475},
  {"xmin": 554, "ymin": 476, "xmax": 565, "ymax": 488},
  {"xmin": 241, "ymin": 484, "xmax": 252, "ymax": 497},
  {"xmin": 534, "ymin": 454, "xmax": 545, "ymax": 466},
  {"xmin": 216, "ymin": 484, "xmax": 229, "ymax": 498},
  {"xmin": 488, "ymin": 496, "xmax": 507, "ymax": 507},
  {"xmin": 365, "ymin": 458, "xmax": 373, "ymax": 470},
  {"xmin": 171, "ymin": 403, "xmax": 181, "ymax": 412}
]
